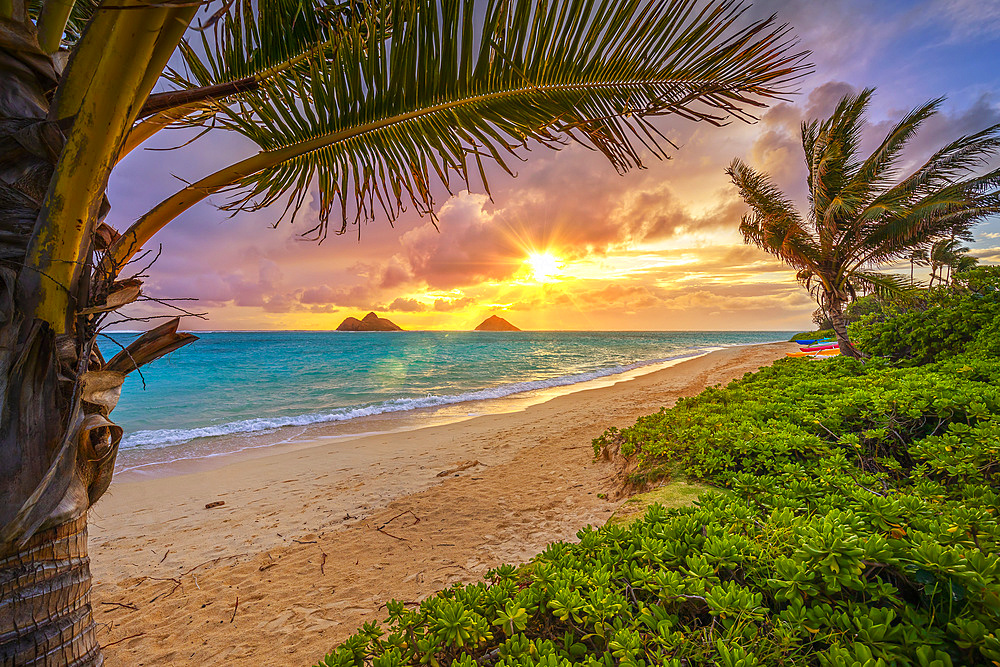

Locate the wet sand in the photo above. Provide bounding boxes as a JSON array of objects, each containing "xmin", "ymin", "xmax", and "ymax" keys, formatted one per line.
[{"xmin": 89, "ymin": 341, "xmax": 794, "ymax": 666}]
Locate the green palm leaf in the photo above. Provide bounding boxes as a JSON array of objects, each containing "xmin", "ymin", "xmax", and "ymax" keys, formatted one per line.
[
  {"xmin": 166, "ymin": 0, "xmax": 363, "ymax": 86},
  {"xmin": 849, "ymin": 269, "xmax": 916, "ymax": 300},
  {"xmin": 199, "ymin": 0, "xmax": 810, "ymax": 238}
]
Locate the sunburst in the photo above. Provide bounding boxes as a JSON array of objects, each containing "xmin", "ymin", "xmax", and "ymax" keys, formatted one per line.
[{"xmin": 526, "ymin": 252, "xmax": 562, "ymax": 282}]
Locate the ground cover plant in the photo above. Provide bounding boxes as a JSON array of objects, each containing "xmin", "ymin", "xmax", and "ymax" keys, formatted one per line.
[{"xmin": 316, "ymin": 281, "xmax": 1000, "ymax": 666}]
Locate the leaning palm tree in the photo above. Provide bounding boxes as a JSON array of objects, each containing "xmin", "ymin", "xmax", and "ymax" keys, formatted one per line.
[
  {"xmin": 0, "ymin": 0, "xmax": 808, "ymax": 663},
  {"xmin": 728, "ymin": 88, "xmax": 1000, "ymax": 357},
  {"xmin": 928, "ymin": 238, "xmax": 977, "ymax": 286}
]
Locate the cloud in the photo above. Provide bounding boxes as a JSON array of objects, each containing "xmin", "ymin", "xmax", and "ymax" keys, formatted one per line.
[
  {"xmin": 386, "ymin": 147, "xmax": 746, "ymax": 291},
  {"xmin": 972, "ymin": 246, "xmax": 1000, "ymax": 263},
  {"xmin": 388, "ymin": 297, "xmax": 428, "ymax": 312},
  {"xmin": 925, "ymin": 0, "xmax": 1000, "ymax": 42},
  {"xmin": 433, "ymin": 297, "xmax": 474, "ymax": 312}
]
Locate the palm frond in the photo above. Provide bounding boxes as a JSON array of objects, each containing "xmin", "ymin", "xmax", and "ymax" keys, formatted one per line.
[
  {"xmin": 165, "ymin": 0, "xmax": 365, "ymax": 88},
  {"xmin": 872, "ymin": 122, "xmax": 1000, "ymax": 206},
  {"xmin": 843, "ymin": 97, "xmax": 942, "ymax": 206},
  {"xmin": 28, "ymin": 0, "xmax": 99, "ymax": 49},
  {"xmin": 205, "ymin": 0, "xmax": 810, "ymax": 238},
  {"xmin": 728, "ymin": 158, "xmax": 818, "ymax": 270},
  {"xmin": 849, "ymin": 270, "xmax": 917, "ymax": 300},
  {"xmin": 859, "ymin": 169, "xmax": 1000, "ymax": 264},
  {"xmin": 808, "ymin": 88, "xmax": 873, "ymax": 234}
]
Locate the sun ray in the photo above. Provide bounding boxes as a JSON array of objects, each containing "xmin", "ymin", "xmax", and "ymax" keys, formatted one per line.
[{"xmin": 526, "ymin": 252, "xmax": 563, "ymax": 282}]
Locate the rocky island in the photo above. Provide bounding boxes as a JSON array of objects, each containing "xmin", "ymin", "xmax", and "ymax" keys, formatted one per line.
[
  {"xmin": 474, "ymin": 315, "xmax": 521, "ymax": 331},
  {"xmin": 336, "ymin": 312, "xmax": 403, "ymax": 331}
]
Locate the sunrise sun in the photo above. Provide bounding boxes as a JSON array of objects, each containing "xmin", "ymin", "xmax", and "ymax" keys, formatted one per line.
[{"xmin": 525, "ymin": 252, "xmax": 563, "ymax": 282}]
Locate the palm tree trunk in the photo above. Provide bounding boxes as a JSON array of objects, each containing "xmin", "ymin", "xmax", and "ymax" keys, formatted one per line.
[
  {"xmin": 1, "ymin": 27, "xmax": 105, "ymax": 667},
  {"xmin": 826, "ymin": 299, "xmax": 861, "ymax": 359},
  {"xmin": 0, "ymin": 515, "xmax": 102, "ymax": 666}
]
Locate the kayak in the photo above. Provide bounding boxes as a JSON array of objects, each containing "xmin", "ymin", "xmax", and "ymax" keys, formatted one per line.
[
  {"xmin": 794, "ymin": 339, "xmax": 819, "ymax": 345},
  {"xmin": 787, "ymin": 348, "xmax": 841, "ymax": 358},
  {"xmin": 800, "ymin": 343, "xmax": 839, "ymax": 352}
]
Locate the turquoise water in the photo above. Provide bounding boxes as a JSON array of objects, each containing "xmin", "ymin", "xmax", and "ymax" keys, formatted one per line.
[{"xmin": 104, "ymin": 330, "xmax": 792, "ymax": 457}]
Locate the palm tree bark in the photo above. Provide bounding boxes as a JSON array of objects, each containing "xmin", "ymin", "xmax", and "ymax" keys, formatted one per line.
[
  {"xmin": 0, "ymin": 515, "xmax": 102, "ymax": 666},
  {"xmin": 1, "ymin": 21, "xmax": 105, "ymax": 667},
  {"xmin": 827, "ymin": 299, "xmax": 861, "ymax": 359}
]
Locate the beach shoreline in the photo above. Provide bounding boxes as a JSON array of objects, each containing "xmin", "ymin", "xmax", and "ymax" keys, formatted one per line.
[
  {"xmin": 90, "ymin": 341, "xmax": 794, "ymax": 666},
  {"xmin": 112, "ymin": 345, "xmax": 735, "ymax": 481}
]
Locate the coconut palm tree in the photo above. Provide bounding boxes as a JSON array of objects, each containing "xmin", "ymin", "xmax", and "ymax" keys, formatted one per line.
[
  {"xmin": 728, "ymin": 88, "xmax": 1000, "ymax": 357},
  {"xmin": 928, "ymin": 238, "xmax": 978, "ymax": 286},
  {"xmin": 0, "ymin": 0, "xmax": 808, "ymax": 662}
]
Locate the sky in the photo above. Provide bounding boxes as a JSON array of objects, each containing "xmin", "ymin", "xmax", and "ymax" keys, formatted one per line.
[{"xmin": 109, "ymin": 0, "xmax": 1000, "ymax": 332}]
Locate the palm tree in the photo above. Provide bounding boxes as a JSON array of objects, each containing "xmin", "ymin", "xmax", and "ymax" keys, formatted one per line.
[
  {"xmin": 909, "ymin": 247, "xmax": 929, "ymax": 283},
  {"xmin": 0, "ymin": 0, "xmax": 808, "ymax": 662},
  {"xmin": 928, "ymin": 238, "xmax": 978, "ymax": 286},
  {"xmin": 727, "ymin": 88, "xmax": 1000, "ymax": 358}
]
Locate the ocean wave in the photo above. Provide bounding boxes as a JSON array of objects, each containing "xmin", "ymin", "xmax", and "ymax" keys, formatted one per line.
[{"xmin": 119, "ymin": 348, "xmax": 710, "ymax": 450}]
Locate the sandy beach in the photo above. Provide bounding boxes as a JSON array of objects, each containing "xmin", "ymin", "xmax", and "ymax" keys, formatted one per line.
[{"xmin": 88, "ymin": 342, "xmax": 793, "ymax": 666}]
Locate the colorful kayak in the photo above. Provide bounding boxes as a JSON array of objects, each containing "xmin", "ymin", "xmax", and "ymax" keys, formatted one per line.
[
  {"xmin": 785, "ymin": 348, "xmax": 840, "ymax": 358},
  {"xmin": 795, "ymin": 339, "xmax": 819, "ymax": 345},
  {"xmin": 800, "ymin": 343, "xmax": 839, "ymax": 352}
]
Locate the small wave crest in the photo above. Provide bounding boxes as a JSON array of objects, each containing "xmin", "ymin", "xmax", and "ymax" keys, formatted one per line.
[{"xmin": 120, "ymin": 349, "xmax": 709, "ymax": 450}]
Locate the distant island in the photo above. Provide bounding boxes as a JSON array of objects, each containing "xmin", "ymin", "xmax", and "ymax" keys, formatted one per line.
[
  {"xmin": 474, "ymin": 315, "xmax": 521, "ymax": 331},
  {"xmin": 336, "ymin": 312, "xmax": 402, "ymax": 331}
]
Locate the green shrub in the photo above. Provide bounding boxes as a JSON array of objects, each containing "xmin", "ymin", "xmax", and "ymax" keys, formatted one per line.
[
  {"xmin": 790, "ymin": 329, "xmax": 834, "ymax": 342},
  {"xmin": 852, "ymin": 266, "xmax": 1000, "ymax": 364},
  {"xmin": 317, "ymin": 303, "xmax": 1000, "ymax": 667}
]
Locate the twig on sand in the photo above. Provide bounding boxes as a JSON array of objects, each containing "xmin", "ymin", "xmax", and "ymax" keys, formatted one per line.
[
  {"xmin": 104, "ymin": 632, "xmax": 145, "ymax": 648},
  {"xmin": 378, "ymin": 510, "xmax": 421, "ymax": 530},
  {"xmin": 230, "ymin": 596, "xmax": 239, "ymax": 623},
  {"xmin": 292, "ymin": 538, "xmax": 317, "ymax": 544},
  {"xmin": 148, "ymin": 577, "xmax": 182, "ymax": 603},
  {"xmin": 320, "ymin": 550, "xmax": 327, "ymax": 575},
  {"xmin": 437, "ymin": 460, "xmax": 480, "ymax": 477},
  {"xmin": 100, "ymin": 601, "xmax": 138, "ymax": 611},
  {"xmin": 476, "ymin": 646, "xmax": 503, "ymax": 666},
  {"xmin": 180, "ymin": 554, "xmax": 244, "ymax": 578},
  {"xmin": 146, "ymin": 554, "xmax": 245, "ymax": 602},
  {"xmin": 376, "ymin": 526, "xmax": 408, "ymax": 541},
  {"xmin": 260, "ymin": 552, "xmax": 277, "ymax": 572},
  {"xmin": 158, "ymin": 549, "xmax": 170, "ymax": 564}
]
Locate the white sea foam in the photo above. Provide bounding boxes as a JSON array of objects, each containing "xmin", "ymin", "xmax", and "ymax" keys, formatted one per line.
[{"xmin": 120, "ymin": 348, "xmax": 710, "ymax": 450}]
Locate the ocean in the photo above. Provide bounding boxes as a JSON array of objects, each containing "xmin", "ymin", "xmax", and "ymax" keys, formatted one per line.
[{"xmin": 102, "ymin": 330, "xmax": 793, "ymax": 473}]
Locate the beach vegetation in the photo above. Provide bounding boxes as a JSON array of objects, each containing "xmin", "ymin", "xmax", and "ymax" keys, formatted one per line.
[
  {"xmin": 0, "ymin": 0, "xmax": 810, "ymax": 662},
  {"xmin": 852, "ymin": 266, "xmax": 1000, "ymax": 365},
  {"xmin": 789, "ymin": 328, "xmax": 835, "ymax": 342},
  {"xmin": 319, "ymin": 289, "xmax": 1000, "ymax": 665},
  {"xmin": 727, "ymin": 88, "xmax": 1000, "ymax": 358}
]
